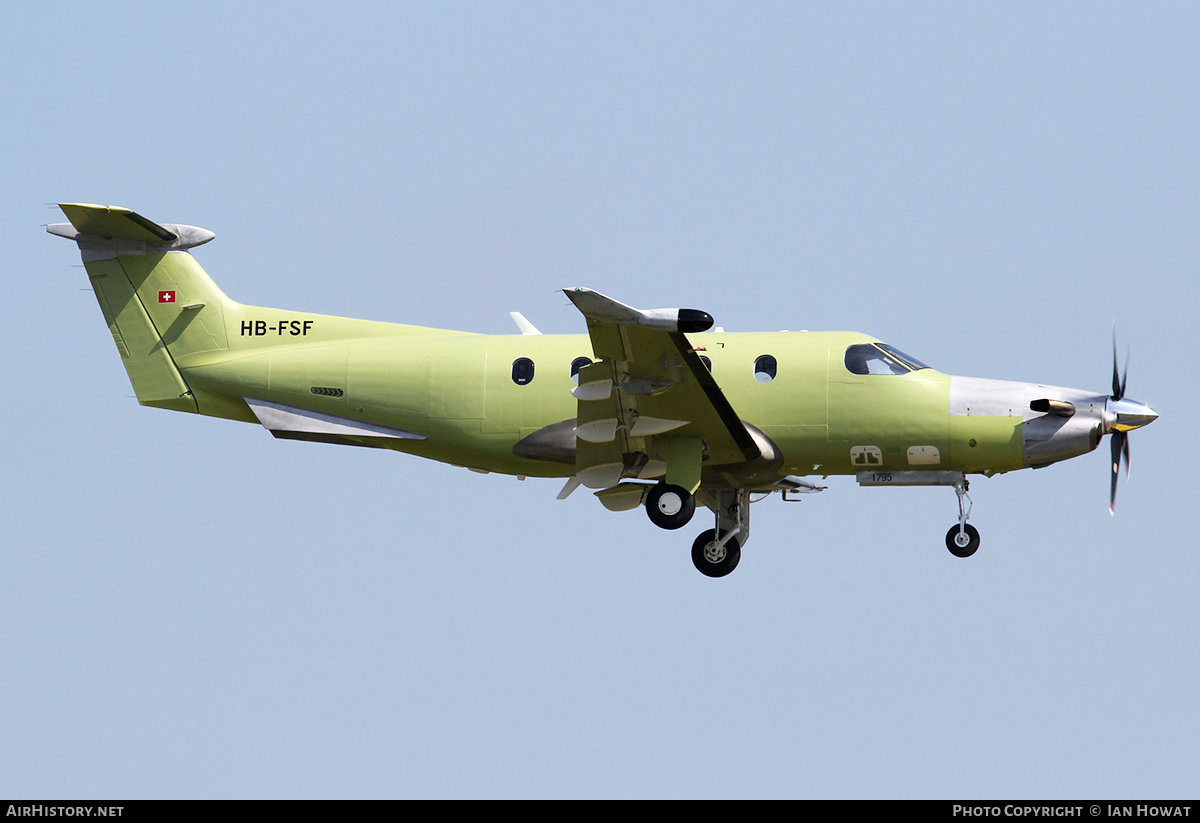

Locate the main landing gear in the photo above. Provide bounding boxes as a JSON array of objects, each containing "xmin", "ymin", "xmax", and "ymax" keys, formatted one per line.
[
  {"xmin": 945, "ymin": 479, "xmax": 980, "ymax": 558},
  {"xmin": 692, "ymin": 489, "xmax": 749, "ymax": 577},
  {"xmin": 645, "ymin": 483, "xmax": 696, "ymax": 530},
  {"xmin": 645, "ymin": 484, "xmax": 749, "ymax": 577}
]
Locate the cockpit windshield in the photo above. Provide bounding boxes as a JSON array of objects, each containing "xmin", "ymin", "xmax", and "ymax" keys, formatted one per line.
[{"xmin": 844, "ymin": 343, "xmax": 932, "ymax": 376}]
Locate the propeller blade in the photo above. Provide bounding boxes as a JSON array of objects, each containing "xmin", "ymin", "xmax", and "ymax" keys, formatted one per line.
[
  {"xmin": 1112, "ymin": 329, "xmax": 1119, "ymax": 399},
  {"xmin": 1111, "ymin": 331, "xmax": 1129, "ymax": 400},
  {"xmin": 1121, "ymin": 346, "xmax": 1129, "ymax": 400},
  {"xmin": 1108, "ymin": 430, "xmax": 1131, "ymax": 515},
  {"xmin": 1109, "ymin": 431, "xmax": 1122, "ymax": 515}
]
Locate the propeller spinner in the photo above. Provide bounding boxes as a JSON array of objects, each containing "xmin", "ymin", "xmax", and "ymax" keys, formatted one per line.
[{"xmin": 1106, "ymin": 335, "xmax": 1158, "ymax": 514}]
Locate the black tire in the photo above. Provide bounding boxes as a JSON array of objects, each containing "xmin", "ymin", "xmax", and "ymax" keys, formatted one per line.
[
  {"xmin": 645, "ymin": 483, "xmax": 695, "ymax": 530},
  {"xmin": 691, "ymin": 529, "xmax": 741, "ymax": 577},
  {"xmin": 945, "ymin": 523, "xmax": 981, "ymax": 558}
]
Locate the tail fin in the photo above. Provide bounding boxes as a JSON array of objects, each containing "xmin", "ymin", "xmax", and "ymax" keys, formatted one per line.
[
  {"xmin": 51, "ymin": 203, "xmax": 461, "ymax": 421},
  {"xmin": 49, "ymin": 203, "xmax": 232, "ymax": 412}
]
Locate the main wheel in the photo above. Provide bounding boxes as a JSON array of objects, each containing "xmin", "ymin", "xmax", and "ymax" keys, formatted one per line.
[
  {"xmin": 945, "ymin": 523, "xmax": 981, "ymax": 558},
  {"xmin": 691, "ymin": 529, "xmax": 741, "ymax": 577},
  {"xmin": 645, "ymin": 483, "xmax": 695, "ymax": 530}
]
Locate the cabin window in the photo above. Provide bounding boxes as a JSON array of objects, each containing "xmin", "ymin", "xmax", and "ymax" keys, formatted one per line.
[
  {"xmin": 844, "ymin": 343, "xmax": 931, "ymax": 375},
  {"xmin": 512, "ymin": 357, "xmax": 535, "ymax": 385},
  {"xmin": 699, "ymin": 355, "xmax": 712, "ymax": 372},
  {"xmin": 570, "ymin": 356, "xmax": 592, "ymax": 383},
  {"xmin": 754, "ymin": 354, "xmax": 777, "ymax": 382}
]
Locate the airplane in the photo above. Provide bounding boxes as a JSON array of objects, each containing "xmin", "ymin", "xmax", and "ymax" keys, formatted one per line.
[{"xmin": 48, "ymin": 203, "xmax": 1159, "ymax": 577}]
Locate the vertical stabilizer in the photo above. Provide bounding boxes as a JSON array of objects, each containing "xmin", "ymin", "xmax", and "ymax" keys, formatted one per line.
[{"xmin": 49, "ymin": 203, "xmax": 230, "ymax": 412}]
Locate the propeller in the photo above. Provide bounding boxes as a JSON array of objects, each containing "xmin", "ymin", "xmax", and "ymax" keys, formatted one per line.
[
  {"xmin": 1106, "ymin": 332, "xmax": 1157, "ymax": 515},
  {"xmin": 1109, "ymin": 337, "xmax": 1129, "ymax": 514}
]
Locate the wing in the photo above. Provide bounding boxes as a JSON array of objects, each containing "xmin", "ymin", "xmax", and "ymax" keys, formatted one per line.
[{"xmin": 563, "ymin": 288, "xmax": 760, "ymax": 491}]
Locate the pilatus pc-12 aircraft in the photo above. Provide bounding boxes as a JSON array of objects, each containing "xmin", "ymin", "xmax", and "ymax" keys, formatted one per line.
[{"xmin": 49, "ymin": 203, "xmax": 1158, "ymax": 577}]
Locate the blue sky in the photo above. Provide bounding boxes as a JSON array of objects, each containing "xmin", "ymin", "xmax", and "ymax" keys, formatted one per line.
[{"xmin": 2, "ymin": 2, "xmax": 1196, "ymax": 798}]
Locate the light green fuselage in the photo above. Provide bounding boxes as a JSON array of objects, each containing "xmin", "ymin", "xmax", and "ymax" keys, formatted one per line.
[
  {"xmin": 83, "ymin": 246, "xmax": 1094, "ymax": 488},
  {"xmin": 192, "ymin": 326, "xmax": 998, "ymax": 479},
  {"xmin": 176, "ymin": 305, "xmax": 1025, "ymax": 482}
]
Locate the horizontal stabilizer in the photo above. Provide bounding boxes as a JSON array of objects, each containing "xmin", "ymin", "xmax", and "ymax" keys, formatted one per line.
[
  {"xmin": 245, "ymin": 397, "xmax": 426, "ymax": 443},
  {"xmin": 60, "ymin": 203, "xmax": 176, "ymax": 242},
  {"xmin": 48, "ymin": 203, "xmax": 215, "ymax": 256}
]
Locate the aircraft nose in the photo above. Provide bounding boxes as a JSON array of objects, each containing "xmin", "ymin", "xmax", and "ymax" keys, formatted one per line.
[{"xmin": 1107, "ymin": 397, "xmax": 1158, "ymax": 432}]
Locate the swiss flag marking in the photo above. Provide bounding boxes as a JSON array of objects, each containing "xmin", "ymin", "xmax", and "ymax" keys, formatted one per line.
[{"xmin": 158, "ymin": 290, "xmax": 176, "ymax": 303}]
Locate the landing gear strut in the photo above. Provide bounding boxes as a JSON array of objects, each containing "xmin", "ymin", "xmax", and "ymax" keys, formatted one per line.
[
  {"xmin": 691, "ymin": 489, "xmax": 750, "ymax": 577},
  {"xmin": 945, "ymin": 480, "xmax": 980, "ymax": 558}
]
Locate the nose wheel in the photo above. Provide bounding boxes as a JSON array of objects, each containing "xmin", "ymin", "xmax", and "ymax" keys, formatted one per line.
[
  {"xmin": 945, "ymin": 523, "xmax": 980, "ymax": 557},
  {"xmin": 946, "ymin": 480, "xmax": 980, "ymax": 557}
]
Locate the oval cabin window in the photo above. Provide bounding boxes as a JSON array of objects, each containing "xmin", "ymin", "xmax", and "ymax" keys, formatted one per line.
[
  {"xmin": 512, "ymin": 357, "xmax": 535, "ymax": 386},
  {"xmin": 570, "ymin": 356, "xmax": 592, "ymax": 383},
  {"xmin": 754, "ymin": 354, "xmax": 777, "ymax": 382}
]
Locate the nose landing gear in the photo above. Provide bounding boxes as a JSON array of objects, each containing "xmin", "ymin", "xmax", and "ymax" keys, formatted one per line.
[{"xmin": 946, "ymin": 480, "xmax": 980, "ymax": 557}]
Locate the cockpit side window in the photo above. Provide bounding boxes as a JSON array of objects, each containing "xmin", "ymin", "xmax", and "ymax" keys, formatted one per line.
[
  {"xmin": 844, "ymin": 343, "xmax": 929, "ymax": 376},
  {"xmin": 878, "ymin": 344, "xmax": 930, "ymax": 371}
]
